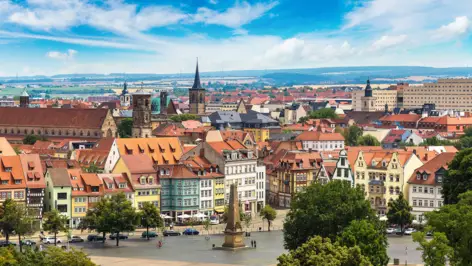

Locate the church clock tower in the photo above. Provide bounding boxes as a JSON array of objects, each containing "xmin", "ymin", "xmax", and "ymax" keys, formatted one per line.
[
  {"xmin": 132, "ymin": 89, "xmax": 152, "ymax": 138},
  {"xmin": 189, "ymin": 60, "xmax": 206, "ymax": 115},
  {"xmin": 361, "ymin": 79, "xmax": 377, "ymax": 112}
]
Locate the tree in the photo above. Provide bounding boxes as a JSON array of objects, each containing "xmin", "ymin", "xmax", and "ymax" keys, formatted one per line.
[
  {"xmin": 107, "ymin": 193, "xmax": 138, "ymax": 246},
  {"xmin": 343, "ymin": 125, "xmax": 363, "ymax": 146},
  {"xmin": 42, "ymin": 210, "xmax": 69, "ymax": 246},
  {"xmin": 22, "ymin": 134, "xmax": 41, "ymax": 145},
  {"xmin": 221, "ymin": 205, "xmax": 244, "ymax": 223},
  {"xmin": 0, "ymin": 199, "xmax": 18, "ymax": 243},
  {"xmin": 413, "ymin": 229, "xmax": 452, "ymax": 266},
  {"xmin": 308, "ymin": 108, "xmax": 338, "ymax": 119},
  {"xmin": 13, "ymin": 146, "xmax": 21, "ymax": 155},
  {"xmin": 260, "ymin": 205, "xmax": 277, "ymax": 232},
  {"xmin": 298, "ymin": 116, "xmax": 309, "ymax": 124},
  {"xmin": 14, "ymin": 204, "xmax": 34, "ymax": 252},
  {"xmin": 338, "ymin": 219, "xmax": 389, "ymax": 266},
  {"xmin": 242, "ymin": 213, "xmax": 252, "ymax": 233},
  {"xmin": 0, "ymin": 246, "xmax": 96, "ymax": 266},
  {"xmin": 169, "ymin": 114, "xmax": 198, "ymax": 122},
  {"xmin": 79, "ymin": 197, "xmax": 110, "ymax": 243},
  {"xmin": 357, "ymin": 134, "xmax": 380, "ymax": 146},
  {"xmin": 117, "ymin": 118, "xmax": 133, "ymax": 138},
  {"xmin": 386, "ymin": 193, "xmax": 413, "ymax": 235},
  {"xmin": 277, "ymin": 236, "xmax": 372, "ymax": 266},
  {"xmin": 83, "ymin": 162, "xmax": 100, "ymax": 173},
  {"xmin": 139, "ymin": 202, "xmax": 163, "ymax": 240},
  {"xmin": 442, "ymin": 149, "xmax": 472, "ymax": 204},
  {"xmin": 202, "ymin": 219, "xmax": 211, "ymax": 236},
  {"xmin": 283, "ymin": 181, "xmax": 374, "ymax": 250},
  {"xmin": 426, "ymin": 191, "xmax": 472, "ymax": 265}
]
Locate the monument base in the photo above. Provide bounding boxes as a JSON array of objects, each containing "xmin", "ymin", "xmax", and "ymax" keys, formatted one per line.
[
  {"xmin": 212, "ymin": 246, "xmax": 253, "ymax": 251},
  {"xmin": 213, "ymin": 231, "xmax": 250, "ymax": 251}
]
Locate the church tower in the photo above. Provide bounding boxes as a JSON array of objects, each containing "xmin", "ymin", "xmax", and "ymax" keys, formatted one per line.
[
  {"xmin": 120, "ymin": 81, "xmax": 131, "ymax": 107},
  {"xmin": 361, "ymin": 79, "xmax": 377, "ymax": 112},
  {"xmin": 160, "ymin": 91, "xmax": 168, "ymax": 115},
  {"xmin": 20, "ymin": 88, "xmax": 29, "ymax": 108},
  {"xmin": 132, "ymin": 89, "xmax": 152, "ymax": 138},
  {"xmin": 189, "ymin": 60, "xmax": 206, "ymax": 115}
]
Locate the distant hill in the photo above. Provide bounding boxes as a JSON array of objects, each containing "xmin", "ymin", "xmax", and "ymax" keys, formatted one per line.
[{"xmin": 1, "ymin": 66, "xmax": 472, "ymax": 85}]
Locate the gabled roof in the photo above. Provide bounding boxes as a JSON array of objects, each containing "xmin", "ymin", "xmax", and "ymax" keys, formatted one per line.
[
  {"xmin": 19, "ymin": 154, "xmax": 45, "ymax": 189},
  {"xmin": 48, "ymin": 168, "xmax": 72, "ymax": 187},
  {"xmin": 121, "ymin": 154, "xmax": 156, "ymax": 174},
  {"xmin": 407, "ymin": 152, "xmax": 456, "ymax": 185},
  {"xmin": 295, "ymin": 131, "xmax": 344, "ymax": 141},
  {"xmin": 0, "ymin": 156, "xmax": 26, "ymax": 189},
  {"xmin": 115, "ymin": 137, "xmax": 183, "ymax": 165}
]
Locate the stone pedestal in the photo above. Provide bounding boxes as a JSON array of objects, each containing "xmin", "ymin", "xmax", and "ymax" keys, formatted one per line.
[{"xmin": 222, "ymin": 231, "xmax": 245, "ymax": 248}]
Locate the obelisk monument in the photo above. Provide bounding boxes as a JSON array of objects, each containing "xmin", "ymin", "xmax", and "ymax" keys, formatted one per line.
[{"xmin": 222, "ymin": 184, "xmax": 245, "ymax": 249}]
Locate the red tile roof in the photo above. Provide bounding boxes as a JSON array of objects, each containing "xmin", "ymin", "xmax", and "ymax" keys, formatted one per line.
[
  {"xmin": 19, "ymin": 154, "xmax": 45, "ymax": 189},
  {"xmin": 295, "ymin": 131, "xmax": 344, "ymax": 141},
  {"xmin": 0, "ymin": 107, "xmax": 110, "ymax": 129},
  {"xmin": 407, "ymin": 152, "xmax": 456, "ymax": 185},
  {"xmin": 379, "ymin": 114, "xmax": 422, "ymax": 123},
  {"xmin": 0, "ymin": 156, "xmax": 26, "ymax": 189}
]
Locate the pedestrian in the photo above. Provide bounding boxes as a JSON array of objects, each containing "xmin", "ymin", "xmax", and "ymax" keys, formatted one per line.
[
  {"xmin": 254, "ymin": 240, "xmax": 257, "ymax": 248},
  {"xmin": 251, "ymin": 240, "xmax": 254, "ymax": 247},
  {"xmin": 39, "ymin": 244, "xmax": 43, "ymax": 252}
]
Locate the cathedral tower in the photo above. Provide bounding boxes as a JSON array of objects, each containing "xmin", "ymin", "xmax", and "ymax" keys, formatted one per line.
[
  {"xmin": 20, "ymin": 88, "xmax": 29, "ymax": 108},
  {"xmin": 189, "ymin": 60, "xmax": 206, "ymax": 115},
  {"xmin": 132, "ymin": 89, "xmax": 152, "ymax": 138},
  {"xmin": 361, "ymin": 79, "xmax": 377, "ymax": 112}
]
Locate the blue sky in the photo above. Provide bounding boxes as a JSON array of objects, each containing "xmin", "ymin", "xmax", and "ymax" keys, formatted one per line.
[{"xmin": 0, "ymin": 0, "xmax": 472, "ymax": 76}]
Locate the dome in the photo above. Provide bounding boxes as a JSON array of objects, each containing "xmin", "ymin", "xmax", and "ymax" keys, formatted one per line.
[{"xmin": 151, "ymin": 96, "xmax": 171, "ymax": 114}]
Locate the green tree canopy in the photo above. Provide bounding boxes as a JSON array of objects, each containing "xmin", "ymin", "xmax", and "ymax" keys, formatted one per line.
[
  {"xmin": 277, "ymin": 236, "xmax": 372, "ymax": 266},
  {"xmin": 357, "ymin": 134, "xmax": 381, "ymax": 146},
  {"xmin": 442, "ymin": 149, "xmax": 472, "ymax": 204},
  {"xmin": 260, "ymin": 205, "xmax": 277, "ymax": 232},
  {"xmin": 338, "ymin": 219, "xmax": 389, "ymax": 266},
  {"xmin": 169, "ymin": 114, "xmax": 199, "ymax": 122},
  {"xmin": 386, "ymin": 192, "xmax": 413, "ymax": 234},
  {"xmin": 343, "ymin": 125, "xmax": 363, "ymax": 146},
  {"xmin": 13, "ymin": 204, "xmax": 34, "ymax": 252},
  {"xmin": 0, "ymin": 246, "xmax": 96, "ymax": 266},
  {"xmin": 426, "ymin": 191, "xmax": 472, "ymax": 265},
  {"xmin": 42, "ymin": 210, "xmax": 69, "ymax": 246},
  {"xmin": 0, "ymin": 199, "xmax": 17, "ymax": 243},
  {"xmin": 117, "ymin": 118, "xmax": 133, "ymax": 138},
  {"xmin": 283, "ymin": 181, "xmax": 374, "ymax": 250},
  {"xmin": 413, "ymin": 229, "xmax": 452, "ymax": 266},
  {"xmin": 106, "ymin": 193, "xmax": 138, "ymax": 246},
  {"xmin": 22, "ymin": 135, "xmax": 45, "ymax": 145},
  {"xmin": 83, "ymin": 162, "xmax": 100, "ymax": 173},
  {"xmin": 79, "ymin": 197, "xmax": 111, "ymax": 243},
  {"xmin": 308, "ymin": 108, "xmax": 338, "ymax": 119},
  {"xmin": 139, "ymin": 202, "xmax": 163, "ymax": 240}
]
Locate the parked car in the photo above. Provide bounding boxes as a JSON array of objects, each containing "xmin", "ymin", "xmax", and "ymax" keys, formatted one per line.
[
  {"xmin": 404, "ymin": 228, "xmax": 416, "ymax": 235},
  {"xmin": 386, "ymin": 228, "xmax": 395, "ymax": 234},
  {"xmin": 69, "ymin": 236, "xmax": 84, "ymax": 243},
  {"xmin": 163, "ymin": 230, "xmax": 181, "ymax": 236},
  {"xmin": 43, "ymin": 236, "xmax": 62, "ymax": 244},
  {"xmin": 395, "ymin": 228, "xmax": 404, "ymax": 235},
  {"xmin": 183, "ymin": 228, "xmax": 199, "ymax": 235},
  {"xmin": 141, "ymin": 231, "xmax": 157, "ymax": 238},
  {"xmin": 87, "ymin": 234, "xmax": 106, "ymax": 242},
  {"xmin": 20, "ymin": 239, "xmax": 36, "ymax": 246},
  {"xmin": 426, "ymin": 231, "xmax": 433, "ymax": 237},
  {"xmin": 0, "ymin": 240, "xmax": 17, "ymax": 247},
  {"xmin": 109, "ymin": 233, "xmax": 129, "ymax": 240},
  {"xmin": 210, "ymin": 215, "xmax": 220, "ymax": 225}
]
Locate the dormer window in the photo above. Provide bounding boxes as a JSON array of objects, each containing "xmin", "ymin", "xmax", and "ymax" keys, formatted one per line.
[
  {"xmin": 14, "ymin": 180, "xmax": 21, "ymax": 184},
  {"xmin": 79, "ymin": 187, "xmax": 84, "ymax": 191},
  {"xmin": 382, "ymin": 161, "xmax": 386, "ymax": 167},
  {"xmin": 72, "ymin": 176, "xmax": 77, "ymax": 180},
  {"xmin": 107, "ymin": 183, "xmax": 113, "ymax": 189},
  {"xmin": 148, "ymin": 177, "xmax": 153, "ymax": 185},
  {"xmin": 119, "ymin": 183, "xmax": 126, "ymax": 188},
  {"xmin": 423, "ymin": 173, "xmax": 428, "ymax": 180},
  {"xmin": 4, "ymin": 167, "xmax": 12, "ymax": 173},
  {"xmin": 73, "ymin": 187, "xmax": 78, "ymax": 191},
  {"xmin": 416, "ymin": 173, "xmax": 421, "ymax": 180},
  {"xmin": 166, "ymin": 169, "xmax": 170, "ymax": 175},
  {"xmin": 140, "ymin": 176, "xmax": 146, "ymax": 185},
  {"xmin": 160, "ymin": 169, "xmax": 165, "ymax": 175}
]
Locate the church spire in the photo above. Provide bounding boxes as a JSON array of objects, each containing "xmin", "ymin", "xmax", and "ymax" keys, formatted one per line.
[{"xmin": 192, "ymin": 58, "xmax": 202, "ymax": 89}]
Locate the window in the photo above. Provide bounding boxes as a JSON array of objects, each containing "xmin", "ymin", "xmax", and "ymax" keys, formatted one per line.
[
  {"xmin": 140, "ymin": 177, "xmax": 146, "ymax": 185},
  {"xmin": 57, "ymin": 204, "xmax": 67, "ymax": 212},
  {"xmin": 430, "ymin": 200, "xmax": 434, "ymax": 207},
  {"xmin": 418, "ymin": 200, "xmax": 423, "ymax": 207},
  {"xmin": 395, "ymin": 175, "xmax": 400, "ymax": 182},
  {"xmin": 418, "ymin": 187, "xmax": 423, "ymax": 193},
  {"xmin": 119, "ymin": 183, "xmax": 127, "ymax": 189},
  {"xmin": 423, "ymin": 174, "xmax": 428, "ymax": 180},
  {"xmin": 413, "ymin": 200, "xmax": 417, "ymax": 206},
  {"xmin": 429, "ymin": 187, "xmax": 434, "ymax": 194},
  {"xmin": 413, "ymin": 186, "xmax": 417, "ymax": 193},
  {"xmin": 57, "ymin": 193, "xmax": 67, "ymax": 200}
]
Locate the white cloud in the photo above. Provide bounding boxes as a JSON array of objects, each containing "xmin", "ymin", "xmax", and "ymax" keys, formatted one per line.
[
  {"xmin": 233, "ymin": 28, "xmax": 249, "ymax": 35},
  {"xmin": 193, "ymin": 1, "xmax": 278, "ymax": 28},
  {"xmin": 46, "ymin": 49, "xmax": 77, "ymax": 60},
  {"xmin": 433, "ymin": 16, "xmax": 471, "ymax": 40},
  {"xmin": 372, "ymin": 35, "xmax": 408, "ymax": 50},
  {"xmin": 208, "ymin": 0, "xmax": 218, "ymax": 4}
]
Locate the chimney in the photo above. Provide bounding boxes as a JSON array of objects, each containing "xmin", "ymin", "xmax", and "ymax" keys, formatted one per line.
[{"xmin": 424, "ymin": 153, "xmax": 428, "ymax": 161}]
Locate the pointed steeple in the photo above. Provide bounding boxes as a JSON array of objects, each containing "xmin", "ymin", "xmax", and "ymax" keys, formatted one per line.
[
  {"xmin": 21, "ymin": 87, "xmax": 29, "ymax": 97},
  {"xmin": 192, "ymin": 58, "xmax": 202, "ymax": 89},
  {"xmin": 364, "ymin": 78, "xmax": 372, "ymax": 97},
  {"xmin": 121, "ymin": 81, "xmax": 128, "ymax": 96}
]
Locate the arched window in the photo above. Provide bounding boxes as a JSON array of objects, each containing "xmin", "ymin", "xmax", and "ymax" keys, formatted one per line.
[
  {"xmin": 30, "ymin": 129, "xmax": 34, "ymax": 134},
  {"xmin": 87, "ymin": 131, "xmax": 91, "ymax": 136},
  {"xmin": 80, "ymin": 131, "xmax": 83, "ymax": 136}
]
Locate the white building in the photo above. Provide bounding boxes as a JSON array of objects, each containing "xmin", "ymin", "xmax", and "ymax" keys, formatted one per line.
[
  {"xmin": 407, "ymin": 153, "xmax": 455, "ymax": 222},
  {"xmin": 316, "ymin": 150, "xmax": 353, "ymax": 186},
  {"xmin": 199, "ymin": 178, "xmax": 213, "ymax": 217},
  {"xmin": 332, "ymin": 150, "xmax": 354, "ymax": 186},
  {"xmin": 295, "ymin": 130, "xmax": 345, "ymax": 151},
  {"xmin": 256, "ymin": 165, "xmax": 267, "ymax": 212}
]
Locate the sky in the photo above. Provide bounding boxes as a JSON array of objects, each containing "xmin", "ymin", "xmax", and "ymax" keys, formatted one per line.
[{"xmin": 1, "ymin": 0, "xmax": 472, "ymax": 76}]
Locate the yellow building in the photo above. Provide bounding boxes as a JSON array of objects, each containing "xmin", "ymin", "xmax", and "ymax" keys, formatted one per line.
[
  {"xmin": 268, "ymin": 151, "xmax": 319, "ymax": 208},
  {"xmin": 213, "ymin": 176, "xmax": 225, "ymax": 213},
  {"xmin": 353, "ymin": 151, "xmax": 423, "ymax": 216},
  {"xmin": 112, "ymin": 154, "xmax": 160, "ymax": 209},
  {"xmin": 244, "ymin": 128, "xmax": 269, "ymax": 142}
]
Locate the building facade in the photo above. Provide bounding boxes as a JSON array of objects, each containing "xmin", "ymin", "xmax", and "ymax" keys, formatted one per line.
[
  {"xmin": 403, "ymin": 79, "xmax": 472, "ymax": 111},
  {"xmin": 19, "ymin": 154, "xmax": 45, "ymax": 228},
  {"xmin": 295, "ymin": 131, "xmax": 345, "ymax": 151},
  {"xmin": 45, "ymin": 168, "xmax": 72, "ymax": 224},
  {"xmin": 132, "ymin": 91, "xmax": 152, "ymax": 138},
  {"xmin": 407, "ymin": 153, "xmax": 455, "ymax": 223},
  {"xmin": 352, "ymin": 89, "xmax": 398, "ymax": 112}
]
